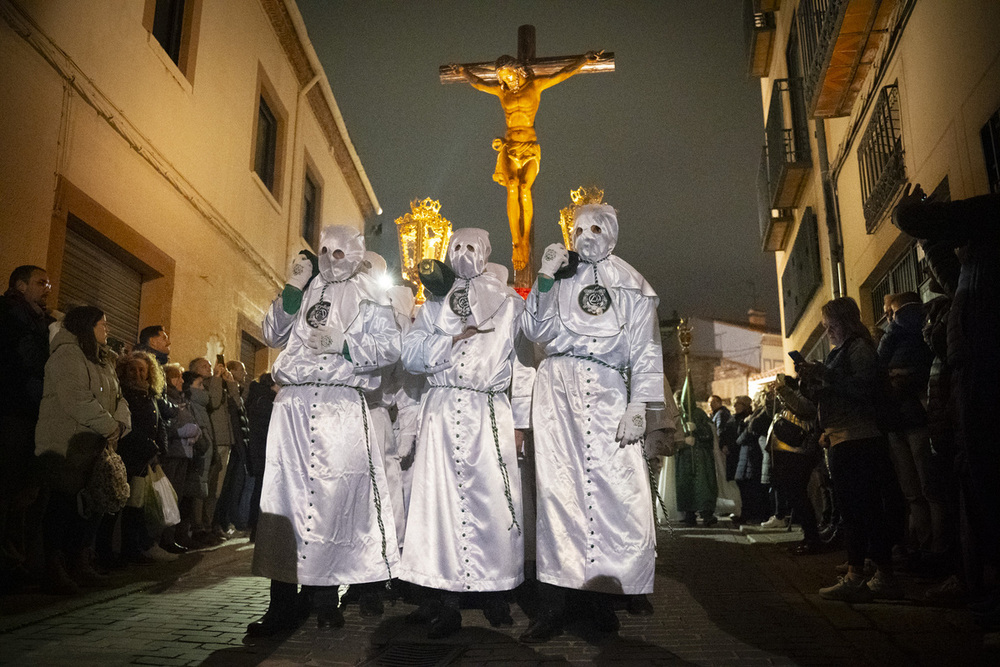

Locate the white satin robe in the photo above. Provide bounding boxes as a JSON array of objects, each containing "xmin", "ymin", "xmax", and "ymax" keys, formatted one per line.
[
  {"xmin": 365, "ymin": 340, "xmax": 421, "ymax": 549},
  {"xmin": 523, "ymin": 274, "xmax": 664, "ymax": 595},
  {"xmin": 398, "ymin": 295, "xmax": 534, "ymax": 592},
  {"xmin": 252, "ymin": 277, "xmax": 401, "ymax": 587}
]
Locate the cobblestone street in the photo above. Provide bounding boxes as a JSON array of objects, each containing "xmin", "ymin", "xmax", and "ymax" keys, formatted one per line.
[{"xmin": 1, "ymin": 524, "xmax": 995, "ymax": 666}]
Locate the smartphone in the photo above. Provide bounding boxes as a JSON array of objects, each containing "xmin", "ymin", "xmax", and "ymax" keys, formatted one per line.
[
  {"xmin": 788, "ymin": 350, "xmax": 806, "ymax": 365},
  {"xmin": 216, "ymin": 354, "xmax": 226, "ymax": 365}
]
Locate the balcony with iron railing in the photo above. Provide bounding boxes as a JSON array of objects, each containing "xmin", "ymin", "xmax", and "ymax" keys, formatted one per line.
[
  {"xmin": 764, "ymin": 78, "xmax": 812, "ymax": 210},
  {"xmin": 859, "ymin": 84, "xmax": 905, "ymax": 231},
  {"xmin": 798, "ymin": 0, "xmax": 900, "ymax": 118},
  {"xmin": 744, "ymin": 0, "xmax": 777, "ymax": 77},
  {"xmin": 757, "ymin": 146, "xmax": 795, "ymax": 251}
]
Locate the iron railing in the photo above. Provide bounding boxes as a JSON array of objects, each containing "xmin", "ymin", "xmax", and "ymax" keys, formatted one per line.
[
  {"xmin": 859, "ymin": 84, "xmax": 904, "ymax": 231},
  {"xmin": 765, "ymin": 78, "xmax": 811, "ymax": 206},
  {"xmin": 797, "ymin": 0, "xmax": 845, "ymax": 114},
  {"xmin": 757, "ymin": 146, "xmax": 794, "ymax": 251}
]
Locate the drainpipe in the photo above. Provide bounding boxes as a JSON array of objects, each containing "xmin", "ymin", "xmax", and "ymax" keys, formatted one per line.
[
  {"xmin": 285, "ymin": 73, "xmax": 322, "ymax": 260},
  {"xmin": 815, "ymin": 118, "xmax": 845, "ymax": 298}
]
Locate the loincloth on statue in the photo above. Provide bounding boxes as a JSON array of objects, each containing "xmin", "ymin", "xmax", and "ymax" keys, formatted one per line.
[{"xmin": 492, "ymin": 138, "xmax": 540, "ymax": 185}]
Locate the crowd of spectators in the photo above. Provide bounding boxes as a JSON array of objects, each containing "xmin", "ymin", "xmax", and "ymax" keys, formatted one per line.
[
  {"xmin": 0, "ymin": 265, "xmax": 278, "ymax": 595},
  {"xmin": 697, "ymin": 189, "xmax": 998, "ymax": 625}
]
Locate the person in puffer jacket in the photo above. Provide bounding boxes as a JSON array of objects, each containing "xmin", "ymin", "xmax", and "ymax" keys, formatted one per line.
[
  {"xmin": 159, "ymin": 363, "xmax": 201, "ymax": 554},
  {"xmin": 176, "ymin": 370, "xmax": 214, "ymax": 549},
  {"xmin": 878, "ymin": 292, "xmax": 943, "ymax": 565}
]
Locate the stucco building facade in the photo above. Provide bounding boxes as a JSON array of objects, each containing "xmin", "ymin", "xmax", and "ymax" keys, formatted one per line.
[
  {"xmin": 747, "ymin": 0, "xmax": 1000, "ymax": 364},
  {"xmin": 0, "ymin": 0, "xmax": 379, "ymax": 374}
]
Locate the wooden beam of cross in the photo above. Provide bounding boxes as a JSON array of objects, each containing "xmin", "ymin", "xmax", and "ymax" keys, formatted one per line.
[
  {"xmin": 439, "ymin": 25, "xmax": 615, "ymax": 83},
  {"xmin": 438, "ymin": 25, "xmax": 614, "ymax": 290}
]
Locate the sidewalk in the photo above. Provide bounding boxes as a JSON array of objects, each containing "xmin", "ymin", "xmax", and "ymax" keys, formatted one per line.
[{"xmin": 0, "ymin": 524, "xmax": 995, "ymax": 666}]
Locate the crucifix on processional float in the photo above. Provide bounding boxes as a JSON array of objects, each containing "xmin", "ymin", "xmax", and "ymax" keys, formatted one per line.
[{"xmin": 440, "ymin": 25, "xmax": 614, "ymax": 291}]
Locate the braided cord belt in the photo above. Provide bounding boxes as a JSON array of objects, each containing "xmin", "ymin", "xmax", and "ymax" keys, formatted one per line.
[
  {"xmin": 428, "ymin": 383, "xmax": 520, "ymax": 534},
  {"xmin": 548, "ymin": 351, "xmax": 630, "ymax": 399},
  {"xmin": 281, "ymin": 381, "xmax": 392, "ymax": 583}
]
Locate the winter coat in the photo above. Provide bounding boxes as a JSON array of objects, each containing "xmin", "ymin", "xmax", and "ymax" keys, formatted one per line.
[
  {"xmin": 164, "ymin": 386, "xmax": 200, "ymax": 459},
  {"xmin": 35, "ymin": 327, "xmax": 131, "ymax": 493},
  {"xmin": 205, "ymin": 376, "xmax": 241, "ymax": 448},
  {"xmin": 805, "ymin": 336, "xmax": 884, "ymax": 446},
  {"xmin": 712, "ymin": 406, "xmax": 738, "ymax": 480},
  {"xmin": 183, "ymin": 385, "xmax": 215, "ymax": 499},
  {"xmin": 0, "ymin": 290, "xmax": 53, "ymax": 420},
  {"xmin": 735, "ymin": 406, "xmax": 770, "ymax": 482},
  {"xmin": 245, "ymin": 380, "xmax": 276, "ymax": 479},
  {"xmin": 118, "ymin": 386, "xmax": 161, "ymax": 478},
  {"xmin": 894, "ymin": 193, "xmax": 1000, "ymax": 449},
  {"xmin": 877, "ymin": 301, "xmax": 933, "ymax": 428},
  {"xmin": 923, "ymin": 294, "xmax": 954, "ymax": 459}
]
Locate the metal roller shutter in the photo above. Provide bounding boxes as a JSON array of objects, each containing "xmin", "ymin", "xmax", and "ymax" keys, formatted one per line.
[{"xmin": 59, "ymin": 227, "xmax": 142, "ymax": 348}]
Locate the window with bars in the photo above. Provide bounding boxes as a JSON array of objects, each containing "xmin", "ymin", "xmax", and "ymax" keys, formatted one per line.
[
  {"xmin": 982, "ymin": 108, "xmax": 1000, "ymax": 194},
  {"xmin": 858, "ymin": 83, "xmax": 905, "ymax": 232},
  {"xmin": 870, "ymin": 244, "xmax": 929, "ymax": 327},
  {"xmin": 254, "ymin": 96, "xmax": 278, "ymax": 193}
]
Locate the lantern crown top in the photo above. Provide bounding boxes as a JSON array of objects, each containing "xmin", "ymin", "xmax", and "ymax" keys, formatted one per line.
[{"xmin": 570, "ymin": 186, "xmax": 605, "ymax": 206}]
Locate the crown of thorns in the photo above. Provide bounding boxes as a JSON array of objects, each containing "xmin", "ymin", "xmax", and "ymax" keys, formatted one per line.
[{"xmin": 494, "ymin": 55, "xmax": 529, "ymax": 78}]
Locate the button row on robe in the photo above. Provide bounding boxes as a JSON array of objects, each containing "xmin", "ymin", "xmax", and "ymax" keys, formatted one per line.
[
  {"xmin": 302, "ymin": 390, "xmax": 321, "ymax": 560},
  {"xmin": 454, "ymin": 406, "xmax": 471, "ymax": 589}
]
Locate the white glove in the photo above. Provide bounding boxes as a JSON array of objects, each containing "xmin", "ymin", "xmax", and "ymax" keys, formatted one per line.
[
  {"xmin": 305, "ymin": 327, "xmax": 345, "ymax": 355},
  {"xmin": 539, "ymin": 243, "xmax": 569, "ymax": 278},
  {"xmin": 286, "ymin": 252, "xmax": 313, "ymax": 290},
  {"xmin": 616, "ymin": 401, "xmax": 646, "ymax": 446}
]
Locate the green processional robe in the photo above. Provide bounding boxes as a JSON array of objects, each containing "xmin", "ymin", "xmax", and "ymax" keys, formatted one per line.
[{"xmin": 674, "ymin": 407, "xmax": 717, "ymax": 514}]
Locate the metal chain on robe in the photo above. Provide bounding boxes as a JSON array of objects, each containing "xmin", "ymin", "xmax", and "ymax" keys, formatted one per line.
[
  {"xmin": 546, "ymin": 353, "xmax": 674, "ymax": 535},
  {"xmin": 282, "ymin": 381, "xmax": 393, "ymax": 584},
  {"xmin": 428, "ymin": 383, "xmax": 520, "ymax": 534},
  {"xmin": 648, "ymin": 462, "xmax": 674, "ymax": 539},
  {"xmin": 548, "ymin": 352, "xmax": 630, "ymax": 398}
]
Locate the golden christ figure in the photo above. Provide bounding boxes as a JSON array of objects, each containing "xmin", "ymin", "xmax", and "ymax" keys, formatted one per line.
[{"xmin": 449, "ymin": 51, "xmax": 602, "ymax": 272}]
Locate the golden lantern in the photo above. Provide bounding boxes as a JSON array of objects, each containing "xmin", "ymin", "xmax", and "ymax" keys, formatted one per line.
[
  {"xmin": 558, "ymin": 185, "xmax": 605, "ymax": 250},
  {"xmin": 395, "ymin": 197, "xmax": 453, "ymax": 303}
]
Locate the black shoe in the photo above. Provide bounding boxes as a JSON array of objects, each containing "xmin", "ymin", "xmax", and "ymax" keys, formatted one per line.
[
  {"xmin": 359, "ymin": 589, "xmax": 384, "ymax": 617},
  {"xmin": 317, "ymin": 606, "xmax": 345, "ymax": 629},
  {"xmin": 405, "ymin": 599, "xmax": 442, "ymax": 624},
  {"xmin": 590, "ymin": 598, "xmax": 620, "ymax": 633},
  {"xmin": 626, "ymin": 594, "xmax": 654, "ymax": 616},
  {"xmin": 519, "ymin": 612, "xmax": 561, "ymax": 643},
  {"xmin": 790, "ymin": 541, "xmax": 822, "ymax": 556},
  {"xmin": 427, "ymin": 607, "xmax": 462, "ymax": 639},
  {"xmin": 483, "ymin": 598, "xmax": 513, "ymax": 627},
  {"xmin": 702, "ymin": 515, "xmax": 719, "ymax": 527},
  {"xmin": 160, "ymin": 542, "xmax": 188, "ymax": 555},
  {"xmin": 246, "ymin": 609, "xmax": 297, "ymax": 637}
]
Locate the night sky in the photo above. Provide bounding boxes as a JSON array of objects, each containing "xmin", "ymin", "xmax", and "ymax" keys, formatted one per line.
[{"xmin": 297, "ymin": 0, "xmax": 779, "ymax": 327}]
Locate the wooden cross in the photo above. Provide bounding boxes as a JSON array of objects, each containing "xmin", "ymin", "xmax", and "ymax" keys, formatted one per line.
[{"xmin": 439, "ymin": 25, "xmax": 614, "ymax": 291}]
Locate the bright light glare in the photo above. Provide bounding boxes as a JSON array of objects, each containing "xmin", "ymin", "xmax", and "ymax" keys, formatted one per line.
[{"xmin": 377, "ymin": 273, "xmax": 394, "ymax": 291}]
